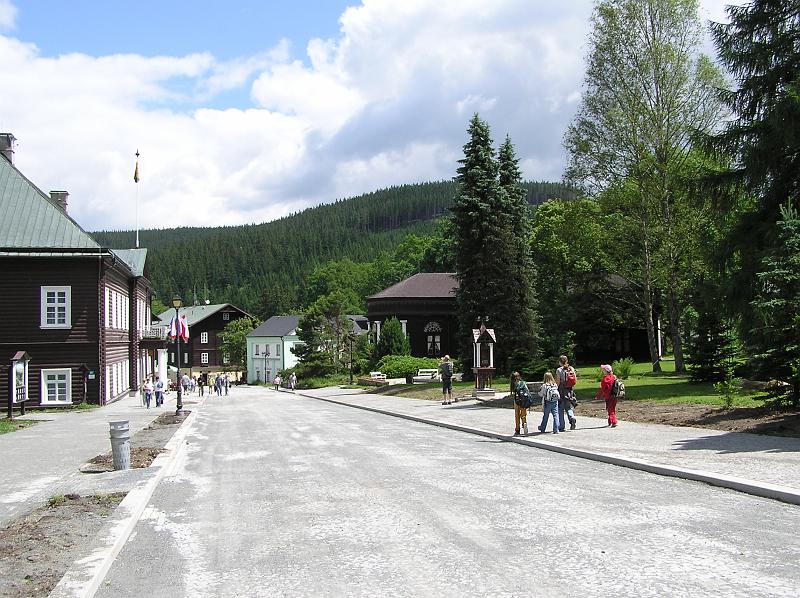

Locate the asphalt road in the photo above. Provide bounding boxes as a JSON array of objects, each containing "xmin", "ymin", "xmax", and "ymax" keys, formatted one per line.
[{"xmin": 96, "ymin": 387, "xmax": 800, "ymax": 597}]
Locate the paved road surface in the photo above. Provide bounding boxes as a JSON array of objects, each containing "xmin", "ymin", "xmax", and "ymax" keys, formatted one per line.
[{"xmin": 96, "ymin": 387, "xmax": 800, "ymax": 597}]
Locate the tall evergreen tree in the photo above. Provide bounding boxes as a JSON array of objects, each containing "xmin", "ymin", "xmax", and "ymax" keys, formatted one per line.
[
  {"xmin": 451, "ymin": 116, "xmax": 539, "ymax": 372},
  {"xmin": 375, "ymin": 316, "xmax": 411, "ymax": 360},
  {"xmin": 706, "ymin": 1, "xmax": 800, "ymax": 340}
]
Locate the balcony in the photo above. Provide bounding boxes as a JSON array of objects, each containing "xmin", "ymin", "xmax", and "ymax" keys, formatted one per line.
[{"xmin": 140, "ymin": 325, "xmax": 168, "ymax": 341}]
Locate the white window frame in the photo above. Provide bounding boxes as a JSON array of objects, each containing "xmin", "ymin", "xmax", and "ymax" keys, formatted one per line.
[
  {"xmin": 201, "ymin": 352, "xmax": 209, "ymax": 365},
  {"xmin": 41, "ymin": 368, "xmax": 72, "ymax": 404},
  {"xmin": 41, "ymin": 286, "xmax": 71, "ymax": 328},
  {"xmin": 222, "ymin": 312, "xmax": 230, "ymax": 321},
  {"xmin": 254, "ymin": 344, "xmax": 260, "ymax": 356},
  {"xmin": 276, "ymin": 344, "xmax": 281, "ymax": 357},
  {"xmin": 201, "ymin": 331, "xmax": 209, "ymax": 344},
  {"xmin": 183, "ymin": 353, "xmax": 189, "ymax": 365}
]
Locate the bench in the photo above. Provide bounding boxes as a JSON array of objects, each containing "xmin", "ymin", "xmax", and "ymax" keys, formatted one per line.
[
  {"xmin": 358, "ymin": 371, "xmax": 388, "ymax": 387},
  {"xmin": 412, "ymin": 369, "xmax": 440, "ymax": 384}
]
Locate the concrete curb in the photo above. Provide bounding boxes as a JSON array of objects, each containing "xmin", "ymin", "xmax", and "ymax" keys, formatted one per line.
[
  {"xmin": 301, "ymin": 392, "xmax": 800, "ymax": 506},
  {"xmin": 49, "ymin": 401, "xmax": 204, "ymax": 598}
]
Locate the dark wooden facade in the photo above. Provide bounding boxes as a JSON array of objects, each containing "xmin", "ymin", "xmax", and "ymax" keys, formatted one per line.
[
  {"xmin": 164, "ymin": 305, "xmax": 250, "ymax": 373},
  {"xmin": 0, "ymin": 254, "xmax": 155, "ymax": 408}
]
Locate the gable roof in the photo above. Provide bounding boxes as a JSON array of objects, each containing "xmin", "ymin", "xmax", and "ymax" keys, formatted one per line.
[
  {"xmin": 0, "ymin": 155, "xmax": 101, "ymax": 253},
  {"xmin": 156, "ymin": 303, "xmax": 251, "ymax": 327},
  {"xmin": 368, "ymin": 273, "xmax": 457, "ymax": 300},
  {"xmin": 248, "ymin": 315, "xmax": 301, "ymax": 338},
  {"xmin": 113, "ymin": 249, "xmax": 147, "ymax": 276}
]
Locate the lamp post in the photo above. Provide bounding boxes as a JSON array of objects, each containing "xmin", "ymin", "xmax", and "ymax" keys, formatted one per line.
[
  {"xmin": 264, "ymin": 347, "xmax": 269, "ymax": 386},
  {"xmin": 348, "ymin": 332, "xmax": 356, "ymax": 385},
  {"xmin": 172, "ymin": 294, "xmax": 183, "ymax": 414}
]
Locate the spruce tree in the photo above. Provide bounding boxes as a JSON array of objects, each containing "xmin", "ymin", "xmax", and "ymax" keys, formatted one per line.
[
  {"xmin": 451, "ymin": 115, "xmax": 539, "ymax": 372},
  {"xmin": 375, "ymin": 316, "xmax": 411, "ymax": 359}
]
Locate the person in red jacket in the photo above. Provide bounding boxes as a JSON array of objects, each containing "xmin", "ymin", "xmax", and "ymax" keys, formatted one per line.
[{"xmin": 595, "ymin": 364, "xmax": 618, "ymax": 427}]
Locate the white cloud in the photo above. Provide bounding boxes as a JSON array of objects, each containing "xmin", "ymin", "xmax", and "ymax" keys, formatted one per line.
[
  {"xmin": 0, "ymin": 0, "xmax": 16, "ymax": 30},
  {"xmin": 0, "ymin": 0, "xmax": 734, "ymax": 232}
]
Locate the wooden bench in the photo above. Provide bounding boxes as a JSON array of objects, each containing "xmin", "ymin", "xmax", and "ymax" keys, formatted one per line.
[
  {"xmin": 369, "ymin": 371, "xmax": 386, "ymax": 381},
  {"xmin": 412, "ymin": 368, "xmax": 440, "ymax": 384}
]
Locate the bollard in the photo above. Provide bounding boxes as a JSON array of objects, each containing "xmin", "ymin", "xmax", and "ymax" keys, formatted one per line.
[{"xmin": 109, "ymin": 420, "xmax": 131, "ymax": 470}]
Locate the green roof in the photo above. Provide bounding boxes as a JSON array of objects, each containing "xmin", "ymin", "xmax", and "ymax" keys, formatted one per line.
[
  {"xmin": 156, "ymin": 303, "xmax": 237, "ymax": 327},
  {"xmin": 0, "ymin": 155, "xmax": 101, "ymax": 251},
  {"xmin": 113, "ymin": 249, "xmax": 147, "ymax": 276}
]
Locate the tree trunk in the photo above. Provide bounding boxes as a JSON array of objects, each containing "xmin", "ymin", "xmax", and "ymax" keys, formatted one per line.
[
  {"xmin": 639, "ymin": 199, "xmax": 662, "ymax": 374},
  {"xmin": 667, "ymin": 286, "xmax": 686, "ymax": 373}
]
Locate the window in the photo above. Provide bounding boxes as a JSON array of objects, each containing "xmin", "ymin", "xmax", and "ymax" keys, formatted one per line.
[
  {"xmin": 41, "ymin": 368, "xmax": 71, "ymax": 404},
  {"xmin": 41, "ymin": 286, "xmax": 71, "ymax": 328},
  {"xmin": 183, "ymin": 353, "xmax": 188, "ymax": 364},
  {"xmin": 170, "ymin": 352, "xmax": 174, "ymax": 362},
  {"xmin": 201, "ymin": 352, "xmax": 209, "ymax": 364},
  {"xmin": 427, "ymin": 335, "xmax": 441, "ymax": 356},
  {"xmin": 276, "ymin": 344, "xmax": 281, "ymax": 357},
  {"xmin": 201, "ymin": 332, "xmax": 209, "ymax": 344},
  {"xmin": 223, "ymin": 354, "xmax": 230, "ymax": 364},
  {"xmin": 222, "ymin": 312, "xmax": 230, "ymax": 321},
  {"xmin": 254, "ymin": 344, "xmax": 260, "ymax": 356}
]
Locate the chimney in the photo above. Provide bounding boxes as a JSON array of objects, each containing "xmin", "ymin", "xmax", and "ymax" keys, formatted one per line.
[
  {"xmin": 50, "ymin": 190, "xmax": 69, "ymax": 212},
  {"xmin": 0, "ymin": 133, "xmax": 15, "ymax": 164}
]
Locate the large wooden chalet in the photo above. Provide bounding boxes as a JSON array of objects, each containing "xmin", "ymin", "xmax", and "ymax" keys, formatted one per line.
[
  {"xmin": 0, "ymin": 133, "xmax": 165, "ymax": 408},
  {"xmin": 156, "ymin": 303, "xmax": 252, "ymax": 374}
]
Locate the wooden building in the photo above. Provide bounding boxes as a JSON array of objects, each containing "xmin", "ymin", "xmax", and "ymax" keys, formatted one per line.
[
  {"xmin": 0, "ymin": 133, "xmax": 162, "ymax": 408},
  {"xmin": 156, "ymin": 304, "xmax": 252, "ymax": 374},
  {"xmin": 366, "ymin": 273, "xmax": 458, "ymax": 358}
]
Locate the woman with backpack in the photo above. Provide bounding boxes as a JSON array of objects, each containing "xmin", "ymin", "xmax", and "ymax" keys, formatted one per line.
[
  {"xmin": 510, "ymin": 371, "xmax": 530, "ymax": 436},
  {"xmin": 595, "ymin": 364, "xmax": 619, "ymax": 427},
  {"xmin": 556, "ymin": 355, "xmax": 578, "ymax": 431},
  {"xmin": 537, "ymin": 372, "xmax": 561, "ymax": 434}
]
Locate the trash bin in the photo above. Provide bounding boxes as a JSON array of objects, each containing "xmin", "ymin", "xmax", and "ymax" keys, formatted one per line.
[{"xmin": 109, "ymin": 420, "xmax": 130, "ymax": 470}]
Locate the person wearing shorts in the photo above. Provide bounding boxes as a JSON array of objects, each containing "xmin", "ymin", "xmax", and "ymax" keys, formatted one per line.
[{"xmin": 439, "ymin": 355, "xmax": 454, "ymax": 405}]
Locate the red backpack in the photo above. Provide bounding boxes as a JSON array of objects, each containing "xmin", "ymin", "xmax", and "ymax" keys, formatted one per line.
[{"xmin": 564, "ymin": 367, "xmax": 577, "ymax": 388}]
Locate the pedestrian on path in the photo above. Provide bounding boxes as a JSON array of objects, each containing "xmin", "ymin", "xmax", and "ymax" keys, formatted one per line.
[
  {"xmin": 224, "ymin": 374, "xmax": 230, "ymax": 395},
  {"xmin": 215, "ymin": 375, "xmax": 223, "ymax": 396},
  {"xmin": 510, "ymin": 372, "xmax": 531, "ymax": 436},
  {"xmin": 154, "ymin": 376, "xmax": 165, "ymax": 407},
  {"xmin": 538, "ymin": 372, "xmax": 560, "ymax": 434},
  {"xmin": 556, "ymin": 355, "xmax": 578, "ymax": 431},
  {"xmin": 274, "ymin": 374, "xmax": 282, "ymax": 391},
  {"xmin": 595, "ymin": 364, "xmax": 618, "ymax": 427},
  {"xmin": 440, "ymin": 355, "xmax": 455, "ymax": 405},
  {"xmin": 142, "ymin": 378, "xmax": 154, "ymax": 409},
  {"xmin": 181, "ymin": 373, "xmax": 190, "ymax": 394},
  {"xmin": 289, "ymin": 372, "xmax": 297, "ymax": 392}
]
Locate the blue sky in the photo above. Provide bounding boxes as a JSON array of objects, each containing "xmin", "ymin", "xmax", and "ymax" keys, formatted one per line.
[{"xmin": 0, "ymin": 0, "xmax": 734, "ymax": 231}]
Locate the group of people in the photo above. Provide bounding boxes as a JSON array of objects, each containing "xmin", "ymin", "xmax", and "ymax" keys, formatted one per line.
[
  {"xmin": 510, "ymin": 356, "xmax": 621, "ymax": 435},
  {"xmin": 178, "ymin": 372, "xmax": 231, "ymax": 397},
  {"xmin": 141, "ymin": 375, "xmax": 166, "ymax": 409},
  {"xmin": 272, "ymin": 372, "xmax": 297, "ymax": 391}
]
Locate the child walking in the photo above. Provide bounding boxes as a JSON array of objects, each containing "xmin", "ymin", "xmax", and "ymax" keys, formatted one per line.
[
  {"xmin": 510, "ymin": 372, "xmax": 530, "ymax": 436},
  {"xmin": 595, "ymin": 364, "xmax": 619, "ymax": 427},
  {"xmin": 538, "ymin": 372, "xmax": 560, "ymax": 434}
]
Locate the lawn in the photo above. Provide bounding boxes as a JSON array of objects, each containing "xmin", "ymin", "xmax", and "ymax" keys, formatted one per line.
[
  {"xmin": 571, "ymin": 360, "xmax": 763, "ymax": 408},
  {"xmin": 0, "ymin": 418, "xmax": 39, "ymax": 435}
]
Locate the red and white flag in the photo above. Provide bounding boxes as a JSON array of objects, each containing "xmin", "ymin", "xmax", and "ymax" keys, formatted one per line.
[{"xmin": 179, "ymin": 314, "xmax": 190, "ymax": 342}]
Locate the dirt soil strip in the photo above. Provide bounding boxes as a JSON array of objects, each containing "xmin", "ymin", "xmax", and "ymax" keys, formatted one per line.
[
  {"xmin": 0, "ymin": 410, "xmax": 194, "ymax": 598},
  {"xmin": 48, "ymin": 408, "xmax": 199, "ymax": 598}
]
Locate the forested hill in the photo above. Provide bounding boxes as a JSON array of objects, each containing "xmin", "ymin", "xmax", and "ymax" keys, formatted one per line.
[{"xmin": 92, "ymin": 180, "xmax": 574, "ymax": 314}]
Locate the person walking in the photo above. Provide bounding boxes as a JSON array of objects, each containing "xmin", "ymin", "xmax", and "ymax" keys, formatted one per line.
[
  {"xmin": 289, "ymin": 372, "xmax": 297, "ymax": 392},
  {"xmin": 154, "ymin": 376, "xmax": 165, "ymax": 407},
  {"xmin": 215, "ymin": 374, "xmax": 223, "ymax": 396},
  {"xmin": 439, "ymin": 355, "xmax": 455, "ymax": 405},
  {"xmin": 142, "ymin": 378, "xmax": 154, "ymax": 409},
  {"xmin": 538, "ymin": 372, "xmax": 560, "ymax": 434},
  {"xmin": 273, "ymin": 374, "xmax": 282, "ymax": 391},
  {"xmin": 199, "ymin": 373, "xmax": 206, "ymax": 396},
  {"xmin": 556, "ymin": 355, "xmax": 578, "ymax": 431},
  {"xmin": 181, "ymin": 373, "xmax": 190, "ymax": 394},
  {"xmin": 510, "ymin": 371, "xmax": 531, "ymax": 436},
  {"xmin": 595, "ymin": 364, "xmax": 619, "ymax": 427},
  {"xmin": 224, "ymin": 374, "xmax": 230, "ymax": 395}
]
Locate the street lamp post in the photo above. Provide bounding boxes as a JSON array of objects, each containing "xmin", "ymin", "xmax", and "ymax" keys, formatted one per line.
[
  {"xmin": 172, "ymin": 294, "xmax": 183, "ymax": 414},
  {"xmin": 348, "ymin": 333, "xmax": 356, "ymax": 385}
]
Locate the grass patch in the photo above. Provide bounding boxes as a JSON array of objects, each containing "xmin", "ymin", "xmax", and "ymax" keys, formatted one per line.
[
  {"xmin": 0, "ymin": 418, "xmax": 39, "ymax": 435},
  {"xmin": 572, "ymin": 360, "xmax": 763, "ymax": 408}
]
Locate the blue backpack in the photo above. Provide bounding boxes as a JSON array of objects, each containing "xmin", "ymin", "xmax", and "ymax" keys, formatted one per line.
[{"xmin": 515, "ymin": 381, "xmax": 533, "ymax": 409}]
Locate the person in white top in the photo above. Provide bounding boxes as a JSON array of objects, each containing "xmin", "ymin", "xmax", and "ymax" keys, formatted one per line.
[{"xmin": 142, "ymin": 378, "xmax": 154, "ymax": 409}]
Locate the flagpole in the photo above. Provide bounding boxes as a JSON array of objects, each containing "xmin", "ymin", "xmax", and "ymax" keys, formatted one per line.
[{"xmin": 134, "ymin": 150, "xmax": 140, "ymax": 249}]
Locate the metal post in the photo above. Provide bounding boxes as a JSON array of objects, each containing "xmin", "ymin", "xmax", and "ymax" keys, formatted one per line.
[
  {"xmin": 175, "ymin": 305, "xmax": 183, "ymax": 415},
  {"xmin": 349, "ymin": 335, "xmax": 354, "ymax": 384}
]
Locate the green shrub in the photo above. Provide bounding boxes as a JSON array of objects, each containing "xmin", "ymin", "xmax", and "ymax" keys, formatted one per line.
[
  {"xmin": 612, "ymin": 357, "xmax": 634, "ymax": 380},
  {"xmin": 714, "ymin": 367, "xmax": 739, "ymax": 409},
  {"xmin": 508, "ymin": 348, "xmax": 548, "ymax": 381},
  {"xmin": 376, "ymin": 355, "xmax": 440, "ymax": 379}
]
